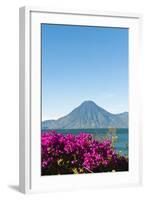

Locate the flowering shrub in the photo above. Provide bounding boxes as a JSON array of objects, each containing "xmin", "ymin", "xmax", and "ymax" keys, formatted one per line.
[{"xmin": 41, "ymin": 131, "xmax": 128, "ymax": 175}]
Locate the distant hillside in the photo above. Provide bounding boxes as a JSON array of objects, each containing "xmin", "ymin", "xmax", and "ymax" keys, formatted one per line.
[{"xmin": 42, "ymin": 101, "xmax": 128, "ymax": 129}]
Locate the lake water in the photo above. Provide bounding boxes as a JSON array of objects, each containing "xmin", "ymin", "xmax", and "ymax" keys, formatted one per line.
[{"xmin": 41, "ymin": 128, "xmax": 128, "ymax": 156}]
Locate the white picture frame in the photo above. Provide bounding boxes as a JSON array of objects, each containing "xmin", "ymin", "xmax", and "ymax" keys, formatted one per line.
[{"xmin": 19, "ymin": 6, "xmax": 142, "ymax": 194}]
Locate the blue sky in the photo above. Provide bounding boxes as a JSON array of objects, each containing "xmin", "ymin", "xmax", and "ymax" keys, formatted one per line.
[{"xmin": 41, "ymin": 24, "xmax": 128, "ymax": 121}]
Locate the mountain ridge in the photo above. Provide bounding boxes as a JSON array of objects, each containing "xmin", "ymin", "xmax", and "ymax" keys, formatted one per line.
[{"xmin": 42, "ymin": 101, "xmax": 128, "ymax": 129}]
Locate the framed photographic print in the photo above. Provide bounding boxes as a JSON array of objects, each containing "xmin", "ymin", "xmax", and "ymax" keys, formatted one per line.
[{"xmin": 19, "ymin": 7, "xmax": 142, "ymax": 193}]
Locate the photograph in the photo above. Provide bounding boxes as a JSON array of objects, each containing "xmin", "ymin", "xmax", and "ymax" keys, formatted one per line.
[{"xmin": 41, "ymin": 23, "xmax": 129, "ymax": 176}]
